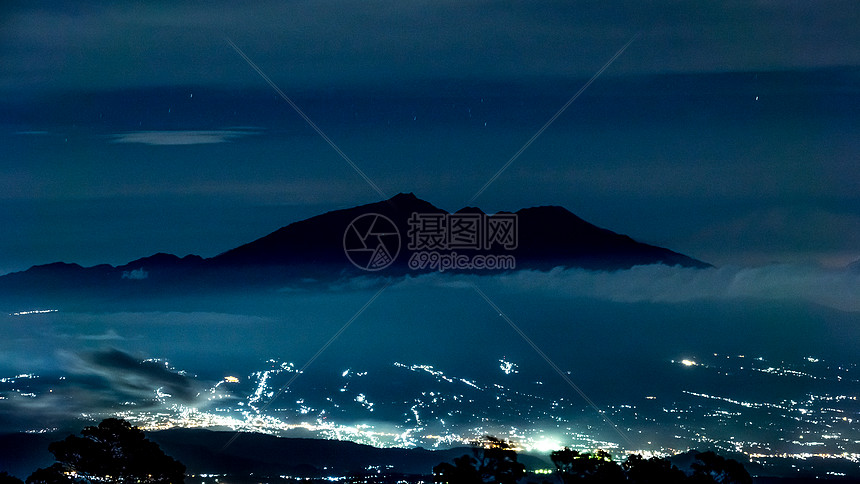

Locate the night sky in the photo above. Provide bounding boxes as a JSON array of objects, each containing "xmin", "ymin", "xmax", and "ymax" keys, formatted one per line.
[
  {"xmin": 1, "ymin": 1, "xmax": 859, "ymax": 274},
  {"xmin": 3, "ymin": 4, "xmax": 860, "ymax": 473}
]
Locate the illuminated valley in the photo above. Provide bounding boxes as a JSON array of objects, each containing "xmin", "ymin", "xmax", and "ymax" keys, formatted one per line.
[{"xmin": 2, "ymin": 350, "xmax": 857, "ymax": 477}]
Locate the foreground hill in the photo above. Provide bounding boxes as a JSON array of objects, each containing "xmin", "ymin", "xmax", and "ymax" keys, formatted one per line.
[
  {"xmin": 0, "ymin": 428, "xmax": 549, "ymax": 479},
  {"xmin": 3, "ymin": 429, "xmax": 858, "ymax": 483}
]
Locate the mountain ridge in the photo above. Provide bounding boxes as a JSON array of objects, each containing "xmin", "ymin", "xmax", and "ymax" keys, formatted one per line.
[{"xmin": 0, "ymin": 193, "xmax": 710, "ymax": 297}]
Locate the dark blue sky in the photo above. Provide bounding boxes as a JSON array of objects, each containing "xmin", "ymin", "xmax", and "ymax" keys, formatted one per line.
[{"xmin": 1, "ymin": 1, "xmax": 859, "ymax": 274}]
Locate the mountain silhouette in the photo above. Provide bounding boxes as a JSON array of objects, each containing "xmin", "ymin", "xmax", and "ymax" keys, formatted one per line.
[
  {"xmin": 0, "ymin": 193, "xmax": 709, "ymax": 297},
  {"xmin": 212, "ymin": 193, "xmax": 443, "ymax": 269},
  {"xmin": 513, "ymin": 205, "xmax": 707, "ymax": 270}
]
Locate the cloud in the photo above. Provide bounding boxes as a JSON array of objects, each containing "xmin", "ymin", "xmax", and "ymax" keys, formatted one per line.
[
  {"xmin": 0, "ymin": 349, "xmax": 207, "ymax": 431},
  {"xmin": 121, "ymin": 268, "xmax": 148, "ymax": 280},
  {"xmin": 110, "ymin": 130, "xmax": 258, "ymax": 145},
  {"xmin": 3, "ymin": 1, "xmax": 859, "ymax": 93},
  {"xmin": 58, "ymin": 311, "xmax": 275, "ymax": 327},
  {"xmin": 390, "ymin": 263, "xmax": 860, "ymax": 313},
  {"xmin": 76, "ymin": 329, "xmax": 125, "ymax": 341},
  {"xmin": 66, "ymin": 348, "xmax": 200, "ymax": 402},
  {"xmin": 688, "ymin": 208, "xmax": 860, "ymax": 259}
]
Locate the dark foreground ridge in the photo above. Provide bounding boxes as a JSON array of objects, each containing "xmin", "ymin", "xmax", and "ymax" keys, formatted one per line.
[
  {"xmin": 0, "ymin": 427, "xmax": 546, "ymax": 481},
  {"xmin": 0, "ymin": 193, "xmax": 710, "ymax": 299},
  {"xmin": 2, "ymin": 427, "xmax": 857, "ymax": 484}
]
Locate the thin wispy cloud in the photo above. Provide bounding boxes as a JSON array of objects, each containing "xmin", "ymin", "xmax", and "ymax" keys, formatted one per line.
[
  {"xmin": 111, "ymin": 130, "xmax": 259, "ymax": 146},
  {"xmin": 54, "ymin": 348, "xmax": 204, "ymax": 404},
  {"xmin": 3, "ymin": 2, "xmax": 859, "ymax": 91},
  {"xmin": 391, "ymin": 263, "xmax": 860, "ymax": 313},
  {"xmin": 75, "ymin": 329, "xmax": 125, "ymax": 341}
]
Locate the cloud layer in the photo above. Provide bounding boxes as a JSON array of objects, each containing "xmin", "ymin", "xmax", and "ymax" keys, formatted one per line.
[
  {"xmin": 70, "ymin": 348, "xmax": 199, "ymax": 402},
  {"xmin": 394, "ymin": 263, "xmax": 860, "ymax": 313},
  {"xmin": 3, "ymin": 1, "xmax": 859, "ymax": 92}
]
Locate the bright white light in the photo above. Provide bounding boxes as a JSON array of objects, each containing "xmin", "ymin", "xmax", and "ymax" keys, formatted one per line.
[
  {"xmin": 499, "ymin": 359, "xmax": 519, "ymax": 375},
  {"xmin": 681, "ymin": 359, "xmax": 696, "ymax": 367},
  {"xmin": 532, "ymin": 439, "xmax": 561, "ymax": 453}
]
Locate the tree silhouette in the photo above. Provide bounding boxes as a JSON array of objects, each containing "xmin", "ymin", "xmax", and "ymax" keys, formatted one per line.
[
  {"xmin": 548, "ymin": 449, "xmax": 751, "ymax": 484},
  {"xmin": 623, "ymin": 454, "xmax": 686, "ymax": 484},
  {"xmin": 434, "ymin": 436, "xmax": 525, "ymax": 484},
  {"xmin": 551, "ymin": 448, "xmax": 625, "ymax": 483},
  {"xmin": 0, "ymin": 472, "xmax": 24, "ymax": 484},
  {"xmin": 689, "ymin": 451, "xmax": 752, "ymax": 484},
  {"xmin": 433, "ymin": 455, "xmax": 482, "ymax": 484},
  {"xmin": 25, "ymin": 418, "xmax": 185, "ymax": 484},
  {"xmin": 24, "ymin": 465, "xmax": 72, "ymax": 484}
]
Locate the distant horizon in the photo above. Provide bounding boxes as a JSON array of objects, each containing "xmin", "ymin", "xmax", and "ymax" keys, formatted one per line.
[
  {"xmin": 2, "ymin": 186, "xmax": 858, "ymax": 276},
  {"xmin": 2, "ymin": 190, "xmax": 713, "ymax": 272}
]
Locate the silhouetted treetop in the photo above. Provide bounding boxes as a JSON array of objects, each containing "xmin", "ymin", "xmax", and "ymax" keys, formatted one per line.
[
  {"xmin": 26, "ymin": 418, "xmax": 185, "ymax": 484},
  {"xmin": 547, "ymin": 449, "xmax": 752, "ymax": 484},
  {"xmin": 623, "ymin": 453, "xmax": 687, "ymax": 484},
  {"xmin": 0, "ymin": 472, "xmax": 24, "ymax": 484},
  {"xmin": 434, "ymin": 435, "xmax": 525, "ymax": 484},
  {"xmin": 689, "ymin": 451, "xmax": 752, "ymax": 484},
  {"xmin": 551, "ymin": 448, "xmax": 625, "ymax": 483}
]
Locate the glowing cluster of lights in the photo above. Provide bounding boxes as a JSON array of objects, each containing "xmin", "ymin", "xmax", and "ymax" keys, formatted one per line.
[
  {"xmin": 499, "ymin": 359, "xmax": 519, "ymax": 375},
  {"xmin": 9, "ymin": 309, "xmax": 57, "ymax": 316}
]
